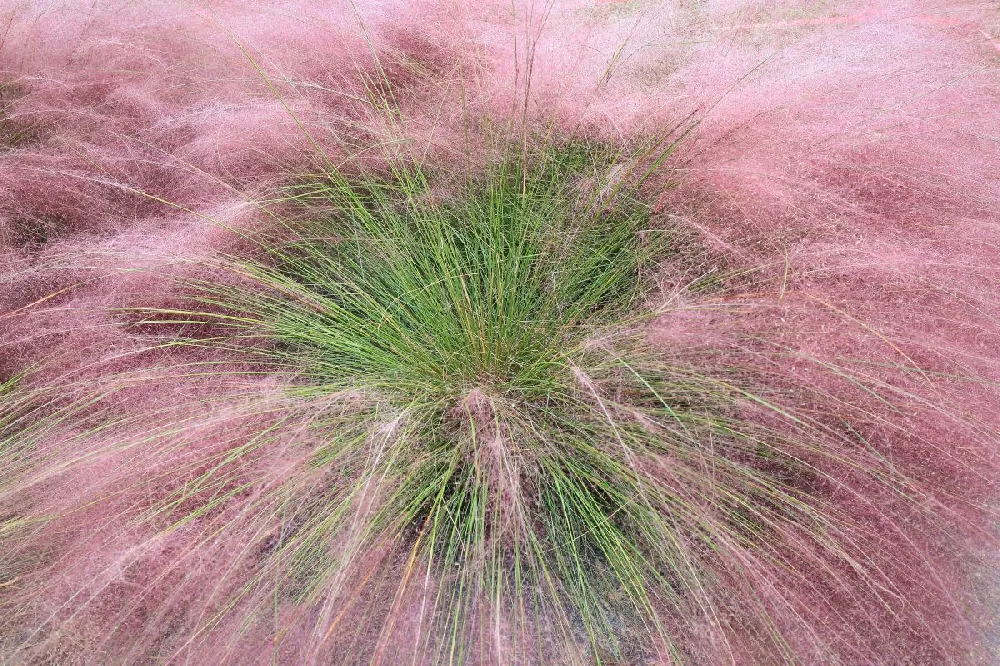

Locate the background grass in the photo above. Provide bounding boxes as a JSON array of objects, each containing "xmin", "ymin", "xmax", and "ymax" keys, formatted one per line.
[{"xmin": 0, "ymin": 4, "xmax": 996, "ymax": 662}]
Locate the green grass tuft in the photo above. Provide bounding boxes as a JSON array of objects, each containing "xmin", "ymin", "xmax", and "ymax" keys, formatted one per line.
[{"xmin": 136, "ymin": 140, "xmax": 848, "ymax": 662}]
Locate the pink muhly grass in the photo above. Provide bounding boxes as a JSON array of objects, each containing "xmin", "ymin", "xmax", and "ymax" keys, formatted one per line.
[{"xmin": 0, "ymin": 1, "xmax": 998, "ymax": 665}]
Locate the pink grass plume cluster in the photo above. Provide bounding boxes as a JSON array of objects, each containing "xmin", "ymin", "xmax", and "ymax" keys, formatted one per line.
[{"xmin": 1, "ymin": 0, "xmax": 998, "ymax": 664}]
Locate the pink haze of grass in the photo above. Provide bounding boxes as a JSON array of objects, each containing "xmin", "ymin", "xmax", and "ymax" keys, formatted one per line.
[{"xmin": 0, "ymin": 0, "xmax": 999, "ymax": 664}]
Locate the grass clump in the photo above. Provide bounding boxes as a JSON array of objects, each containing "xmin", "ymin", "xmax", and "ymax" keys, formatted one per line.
[{"xmin": 138, "ymin": 140, "xmax": 860, "ymax": 663}]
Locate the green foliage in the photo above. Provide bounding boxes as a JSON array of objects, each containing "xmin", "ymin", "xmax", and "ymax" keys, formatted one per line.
[{"xmin": 140, "ymin": 141, "xmax": 829, "ymax": 662}]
